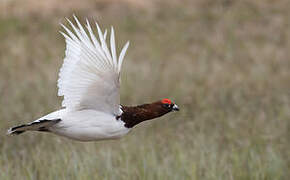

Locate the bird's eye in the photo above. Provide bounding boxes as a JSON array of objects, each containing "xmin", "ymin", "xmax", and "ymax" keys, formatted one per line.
[{"xmin": 163, "ymin": 103, "xmax": 171, "ymax": 109}]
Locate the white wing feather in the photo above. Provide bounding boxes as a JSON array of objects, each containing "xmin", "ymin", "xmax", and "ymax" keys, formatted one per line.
[{"xmin": 58, "ymin": 16, "xmax": 129, "ymax": 115}]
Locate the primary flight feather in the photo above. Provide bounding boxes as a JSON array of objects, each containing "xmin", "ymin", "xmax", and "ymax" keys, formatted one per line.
[{"xmin": 7, "ymin": 16, "xmax": 179, "ymax": 141}]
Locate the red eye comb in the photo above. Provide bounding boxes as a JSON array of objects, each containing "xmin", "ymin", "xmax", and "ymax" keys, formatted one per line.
[{"xmin": 161, "ymin": 98, "xmax": 172, "ymax": 104}]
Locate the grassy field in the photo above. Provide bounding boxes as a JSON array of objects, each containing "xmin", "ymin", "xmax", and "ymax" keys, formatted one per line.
[{"xmin": 0, "ymin": 0, "xmax": 289, "ymax": 179}]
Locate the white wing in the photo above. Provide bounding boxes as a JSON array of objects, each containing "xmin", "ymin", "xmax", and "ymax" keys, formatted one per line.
[{"xmin": 58, "ymin": 16, "xmax": 129, "ymax": 115}]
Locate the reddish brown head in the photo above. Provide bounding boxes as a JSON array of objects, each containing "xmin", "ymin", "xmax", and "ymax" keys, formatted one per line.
[
  {"xmin": 160, "ymin": 98, "xmax": 179, "ymax": 112},
  {"xmin": 120, "ymin": 98, "xmax": 179, "ymax": 128}
]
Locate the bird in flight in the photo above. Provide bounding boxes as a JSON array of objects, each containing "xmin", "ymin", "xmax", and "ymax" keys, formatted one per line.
[{"xmin": 7, "ymin": 16, "xmax": 179, "ymax": 141}]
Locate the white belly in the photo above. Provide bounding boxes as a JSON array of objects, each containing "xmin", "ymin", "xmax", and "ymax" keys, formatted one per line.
[{"xmin": 48, "ymin": 109, "xmax": 130, "ymax": 141}]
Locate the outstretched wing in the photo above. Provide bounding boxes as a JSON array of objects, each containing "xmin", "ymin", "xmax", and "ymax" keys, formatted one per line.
[{"xmin": 58, "ymin": 16, "xmax": 129, "ymax": 115}]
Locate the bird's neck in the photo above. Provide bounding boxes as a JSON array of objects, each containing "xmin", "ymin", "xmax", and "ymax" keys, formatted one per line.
[{"xmin": 119, "ymin": 103, "xmax": 169, "ymax": 128}]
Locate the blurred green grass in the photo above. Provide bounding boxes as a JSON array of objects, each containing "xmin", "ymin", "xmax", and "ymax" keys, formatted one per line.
[{"xmin": 0, "ymin": 0, "xmax": 289, "ymax": 179}]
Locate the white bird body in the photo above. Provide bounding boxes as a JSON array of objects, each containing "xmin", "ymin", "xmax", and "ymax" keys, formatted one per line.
[{"xmin": 35, "ymin": 109, "xmax": 130, "ymax": 141}]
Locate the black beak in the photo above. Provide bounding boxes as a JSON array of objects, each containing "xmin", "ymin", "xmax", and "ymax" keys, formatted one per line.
[{"xmin": 172, "ymin": 104, "xmax": 179, "ymax": 111}]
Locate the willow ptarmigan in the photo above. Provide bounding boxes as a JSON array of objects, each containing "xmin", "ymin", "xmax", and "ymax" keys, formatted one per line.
[{"xmin": 7, "ymin": 16, "xmax": 179, "ymax": 141}]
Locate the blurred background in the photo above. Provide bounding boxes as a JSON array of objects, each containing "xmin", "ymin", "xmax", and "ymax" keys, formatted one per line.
[{"xmin": 0, "ymin": 0, "xmax": 289, "ymax": 179}]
